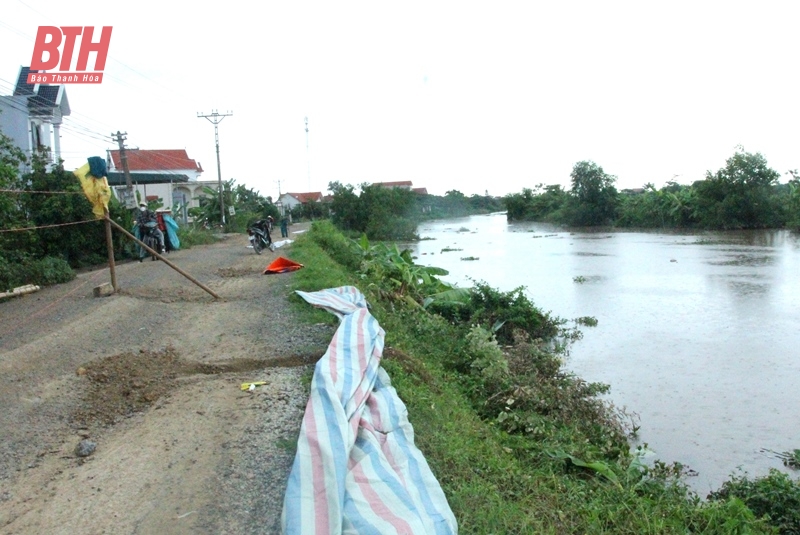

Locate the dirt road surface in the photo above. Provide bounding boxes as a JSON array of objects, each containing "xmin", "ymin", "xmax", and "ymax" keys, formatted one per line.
[{"xmin": 0, "ymin": 224, "xmax": 335, "ymax": 534}]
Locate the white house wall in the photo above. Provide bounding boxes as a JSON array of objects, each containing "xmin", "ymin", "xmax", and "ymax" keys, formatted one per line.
[
  {"xmin": 277, "ymin": 193, "xmax": 302, "ymax": 210},
  {"xmin": 113, "ymin": 183, "xmax": 173, "ymax": 208},
  {"xmin": 0, "ymin": 95, "xmax": 34, "ymax": 169}
]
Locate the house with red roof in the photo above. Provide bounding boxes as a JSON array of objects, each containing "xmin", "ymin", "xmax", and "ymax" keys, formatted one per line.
[
  {"xmin": 106, "ymin": 148, "xmax": 217, "ymax": 220},
  {"xmin": 277, "ymin": 191, "xmax": 324, "ymax": 213}
]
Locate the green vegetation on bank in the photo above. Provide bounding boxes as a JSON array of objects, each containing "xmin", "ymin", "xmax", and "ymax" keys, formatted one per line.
[
  {"xmin": 284, "ymin": 220, "xmax": 798, "ymax": 534},
  {"xmin": 328, "ymin": 181, "xmax": 504, "ymax": 241},
  {"xmin": 505, "ymin": 148, "xmax": 800, "ymax": 230}
]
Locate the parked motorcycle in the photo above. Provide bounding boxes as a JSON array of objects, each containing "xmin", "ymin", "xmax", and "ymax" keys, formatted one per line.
[{"xmin": 248, "ymin": 220, "xmax": 275, "ymax": 255}]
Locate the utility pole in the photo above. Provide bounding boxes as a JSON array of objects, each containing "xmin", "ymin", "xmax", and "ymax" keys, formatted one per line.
[
  {"xmin": 111, "ymin": 131, "xmax": 135, "ymax": 209},
  {"xmin": 305, "ymin": 116, "xmax": 310, "ymax": 191},
  {"xmin": 197, "ymin": 110, "xmax": 232, "ymax": 225}
]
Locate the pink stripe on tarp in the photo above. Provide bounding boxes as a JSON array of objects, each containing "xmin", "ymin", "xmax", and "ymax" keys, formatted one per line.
[
  {"xmin": 305, "ymin": 393, "xmax": 332, "ymax": 534},
  {"xmin": 351, "ymin": 460, "xmax": 415, "ymax": 534},
  {"xmin": 328, "ymin": 329, "xmax": 339, "ymax": 384},
  {"xmin": 365, "ymin": 394, "xmax": 408, "ymax": 488},
  {"xmin": 356, "ymin": 308, "xmax": 367, "ymax": 373}
]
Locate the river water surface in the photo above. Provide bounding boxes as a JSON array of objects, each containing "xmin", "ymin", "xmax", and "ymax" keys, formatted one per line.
[{"xmin": 407, "ymin": 212, "xmax": 800, "ymax": 494}]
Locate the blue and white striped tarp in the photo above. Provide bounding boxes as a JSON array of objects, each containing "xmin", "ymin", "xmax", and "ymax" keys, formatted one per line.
[{"xmin": 282, "ymin": 286, "xmax": 457, "ymax": 534}]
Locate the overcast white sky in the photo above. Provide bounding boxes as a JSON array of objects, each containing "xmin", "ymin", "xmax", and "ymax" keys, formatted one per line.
[{"xmin": 2, "ymin": 0, "xmax": 799, "ymax": 199}]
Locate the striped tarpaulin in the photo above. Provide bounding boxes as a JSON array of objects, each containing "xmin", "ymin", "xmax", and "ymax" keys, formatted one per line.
[{"xmin": 282, "ymin": 286, "xmax": 457, "ymax": 534}]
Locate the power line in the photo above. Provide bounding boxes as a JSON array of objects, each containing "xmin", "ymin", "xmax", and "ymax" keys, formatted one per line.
[{"xmin": 0, "ymin": 189, "xmax": 84, "ymax": 195}]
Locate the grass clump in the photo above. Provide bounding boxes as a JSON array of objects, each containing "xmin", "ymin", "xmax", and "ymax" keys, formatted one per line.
[{"xmin": 176, "ymin": 226, "xmax": 220, "ymax": 248}]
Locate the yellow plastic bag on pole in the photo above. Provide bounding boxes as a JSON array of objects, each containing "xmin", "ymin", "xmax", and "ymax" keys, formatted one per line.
[{"xmin": 74, "ymin": 162, "xmax": 111, "ymax": 219}]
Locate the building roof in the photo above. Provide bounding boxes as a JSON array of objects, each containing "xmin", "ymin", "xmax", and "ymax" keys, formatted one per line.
[
  {"xmin": 285, "ymin": 192, "xmax": 323, "ymax": 203},
  {"xmin": 13, "ymin": 67, "xmax": 37, "ymax": 96},
  {"xmin": 11, "ymin": 66, "xmax": 71, "ymax": 117},
  {"xmin": 412, "ymin": 187, "xmax": 428, "ymax": 195},
  {"xmin": 108, "ymin": 149, "xmax": 203, "ymax": 173},
  {"xmin": 374, "ymin": 181, "xmax": 413, "ymax": 188},
  {"xmin": 28, "ymin": 85, "xmax": 60, "ymax": 117},
  {"xmin": 107, "ymin": 172, "xmax": 192, "ymax": 185}
]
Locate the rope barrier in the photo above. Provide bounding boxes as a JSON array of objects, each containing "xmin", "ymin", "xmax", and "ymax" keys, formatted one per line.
[
  {"xmin": 0, "ymin": 219, "xmax": 99, "ymax": 233},
  {"xmin": 0, "ymin": 189, "xmax": 86, "ymax": 195}
]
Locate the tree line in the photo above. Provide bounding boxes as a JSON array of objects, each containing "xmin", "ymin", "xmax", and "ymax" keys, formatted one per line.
[
  {"xmin": 327, "ymin": 181, "xmax": 503, "ymax": 240},
  {"xmin": 504, "ymin": 148, "xmax": 800, "ymax": 230}
]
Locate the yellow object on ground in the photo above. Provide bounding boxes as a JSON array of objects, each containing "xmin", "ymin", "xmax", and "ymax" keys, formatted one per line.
[{"xmin": 240, "ymin": 381, "xmax": 267, "ymax": 391}]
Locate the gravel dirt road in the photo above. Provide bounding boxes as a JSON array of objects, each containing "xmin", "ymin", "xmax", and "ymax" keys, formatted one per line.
[{"xmin": 0, "ymin": 223, "xmax": 333, "ymax": 534}]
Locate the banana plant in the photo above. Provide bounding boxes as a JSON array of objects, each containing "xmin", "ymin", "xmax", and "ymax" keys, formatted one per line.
[{"xmin": 352, "ymin": 234, "xmax": 452, "ymax": 303}]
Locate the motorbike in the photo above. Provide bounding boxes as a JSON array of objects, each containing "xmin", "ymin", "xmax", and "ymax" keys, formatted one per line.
[
  {"xmin": 139, "ymin": 222, "xmax": 161, "ymax": 261},
  {"xmin": 248, "ymin": 220, "xmax": 275, "ymax": 255}
]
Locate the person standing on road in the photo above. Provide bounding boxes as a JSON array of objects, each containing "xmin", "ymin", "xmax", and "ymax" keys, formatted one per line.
[{"xmin": 280, "ymin": 215, "xmax": 289, "ymax": 238}]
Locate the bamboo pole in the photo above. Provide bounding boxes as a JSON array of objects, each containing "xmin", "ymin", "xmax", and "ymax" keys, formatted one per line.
[
  {"xmin": 0, "ymin": 285, "xmax": 41, "ymax": 299},
  {"xmin": 105, "ymin": 215, "xmax": 221, "ymax": 300},
  {"xmin": 103, "ymin": 208, "xmax": 118, "ymax": 292}
]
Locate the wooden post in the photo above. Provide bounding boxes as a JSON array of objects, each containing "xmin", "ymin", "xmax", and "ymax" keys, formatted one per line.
[
  {"xmin": 103, "ymin": 208, "xmax": 118, "ymax": 292},
  {"xmin": 105, "ymin": 215, "xmax": 221, "ymax": 300}
]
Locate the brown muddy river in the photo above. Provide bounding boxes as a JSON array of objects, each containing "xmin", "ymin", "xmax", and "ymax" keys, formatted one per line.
[{"xmin": 409, "ymin": 212, "xmax": 800, "ymax": 494}]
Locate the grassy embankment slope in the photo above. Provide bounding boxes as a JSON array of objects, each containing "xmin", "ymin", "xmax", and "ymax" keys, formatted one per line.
[{"xmin": 282, "ymin": 220, "xmax": 784, "ymax": 534}]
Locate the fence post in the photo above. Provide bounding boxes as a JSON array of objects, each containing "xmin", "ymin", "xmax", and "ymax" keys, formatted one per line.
[{"xmin": 103, "ymin": 208, "xmax": 118, "ymax": 292}]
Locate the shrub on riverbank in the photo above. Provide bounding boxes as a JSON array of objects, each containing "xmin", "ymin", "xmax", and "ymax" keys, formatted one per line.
[
  {"xmin": 709, "ymin": 469, "xmax": 800, "ymax": 534},
  {"xmin": 285, "ymin": 221, "xmax": 785, "ymax": 533}
]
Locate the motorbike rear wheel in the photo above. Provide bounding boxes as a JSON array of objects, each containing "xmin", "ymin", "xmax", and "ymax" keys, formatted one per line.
[
  {"xmin": 141, "ymin": 232, "xmax": 159, "ymax": 261},
  {"xmin": 253, "ymin": 235, "xmax": 263, "ymax": 255}
]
